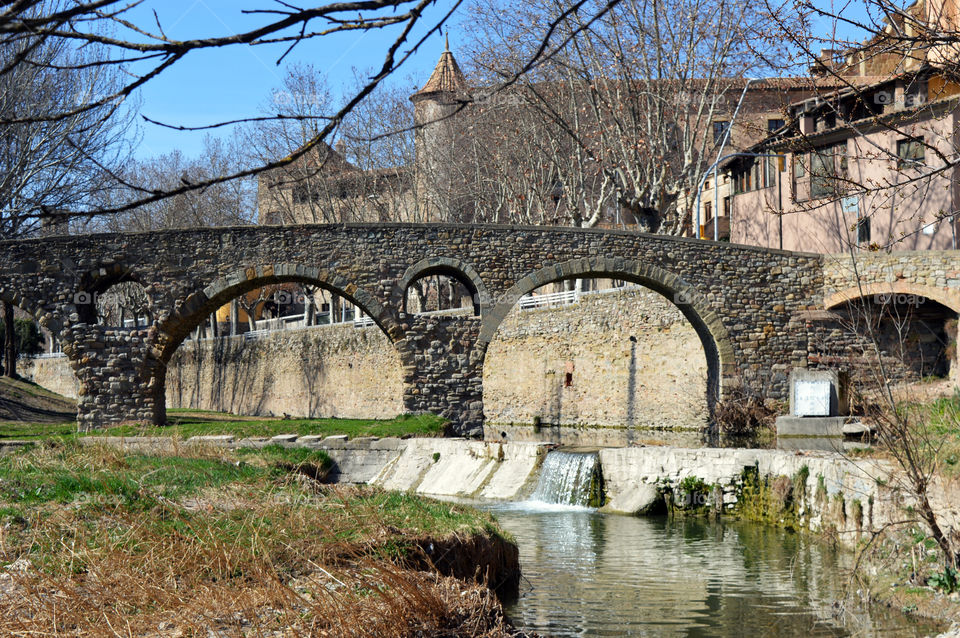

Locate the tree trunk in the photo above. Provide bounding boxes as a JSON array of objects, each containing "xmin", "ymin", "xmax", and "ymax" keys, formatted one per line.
[
  {"xmin": 3, "ymin": 301, "xmax": 15, "ymax": 378},
  {"xmin": 230, "ymin": 299, "xmax": 238, "ymax": 336},
  {"xmin": 304, "ymin": 293, "xmax": 314, "ymax": 326}
]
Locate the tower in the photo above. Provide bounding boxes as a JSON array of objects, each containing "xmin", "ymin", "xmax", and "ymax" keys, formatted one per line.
[{"xmin": 410, "ymin": 37, "xmax": 471, "ymax": 221}]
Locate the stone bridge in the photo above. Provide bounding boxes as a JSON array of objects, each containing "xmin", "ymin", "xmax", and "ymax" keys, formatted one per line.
[{"xmin": 2, "ymin": 223, "xmax": 956, "ymax": 436}]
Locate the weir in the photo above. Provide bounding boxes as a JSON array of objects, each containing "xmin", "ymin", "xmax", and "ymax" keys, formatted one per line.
[{"xmin": 527, "ymin": 450, "xmax": 603, "ymax": 507}]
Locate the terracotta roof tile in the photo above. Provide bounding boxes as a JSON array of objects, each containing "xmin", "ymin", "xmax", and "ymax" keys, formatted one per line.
[{"xmin": 414, "ymin": 46, "xmax": 469, "ymax": 96}]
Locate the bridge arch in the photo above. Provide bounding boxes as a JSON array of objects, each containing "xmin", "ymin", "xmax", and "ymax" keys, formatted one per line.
[
  {"xmin": 397, "ymin": 257, "xmax": 488, "ymax": 316},
  {"xmin": 478, "ymin": 257, "xmax": 735, "ymax": 410},
  {"xmin": 152, "ymin": 263, "xmax": 404, "ymax": 425},
  {"xmin": 159, "ymin": 263, "xmax": 397, "ymax": 359},
  {"xmin": 825, "ymin": 282, "xmax": 960, "ymax": 315}
]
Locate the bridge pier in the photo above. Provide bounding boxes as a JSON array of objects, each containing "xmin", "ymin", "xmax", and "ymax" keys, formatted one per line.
[
  {"xmin": 61, "ymin": 326, "xmax": 166, "ymax": 431},
  {"xmin": 398, "ymin": 316, "xmax": 485, "ymax": 438}
]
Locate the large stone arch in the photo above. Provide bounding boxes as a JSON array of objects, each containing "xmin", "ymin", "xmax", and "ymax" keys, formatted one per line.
[
  {"xmin": 825, "ymin": 281, "xmax": 960, "ymax": 315},
  {"xmin": 147, "ymin": 264, "xmax": 401, "ymax": 425},
  {"xmin": 396, "ymin": 256, "xmax": 489, "ymax": 316},
  {"xmin": 160, "ymin": 263, "xmax": 399, "ymax": 361},
  {"xmin": 478, "ymin": 257, "xmax": 736, "ymax": 410}
]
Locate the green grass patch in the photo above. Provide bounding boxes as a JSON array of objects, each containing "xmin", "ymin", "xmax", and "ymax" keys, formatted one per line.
[
  {"xmin": 94, "ymin": 412, "xmax": 446, "ymax": 440},
  {"xmin": 0, "ymin": 411, "xmax": 447, "ymax": 442},
  {"xmin": 0, "ymin": 420, "xmax": 78, "ymax": 440},
  {"xmin": 0, "ymin": 445, "xmax": 266, "ymax": 506}
]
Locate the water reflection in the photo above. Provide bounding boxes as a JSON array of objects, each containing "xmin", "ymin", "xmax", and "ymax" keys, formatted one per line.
[{"xmin": 485, "ymin": 504, "xmax": 940, "ymax": 637}]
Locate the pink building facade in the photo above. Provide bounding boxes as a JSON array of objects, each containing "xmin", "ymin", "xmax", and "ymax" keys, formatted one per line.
[{"xmin": 729, "ymin": 72, "xmax": 960, "ymax": 253}]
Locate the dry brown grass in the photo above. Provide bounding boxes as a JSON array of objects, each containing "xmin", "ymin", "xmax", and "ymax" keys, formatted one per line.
[{"xmin": 0, "ymin": 443, "xmax": 526, "ymax": 637}]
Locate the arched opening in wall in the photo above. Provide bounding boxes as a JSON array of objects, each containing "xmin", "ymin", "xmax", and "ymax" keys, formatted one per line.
[
  {"xmin": 482, "ymin": 277, "xmax": 711, "ymax": 446},
  {"xmin": 163, "ymin": 274, "xmax": 404, "ymax": 423},
  {"xmin": 0, "ymin": 299, "xmax": 78, "ymax": 422},
  {"xmin": 95, "ymin": 280, "xmax": 152, "ymax": 329},
  {"xmin": 195, "ymin": 284, "xmax": 379, "ymax": 339},
  {"xmin": 819, "ymin": 294, "xmax": 959, "ymax": 390},
  {"xmin": 404, "ymin": 268, "xmax": 479, "ymax": 316}
]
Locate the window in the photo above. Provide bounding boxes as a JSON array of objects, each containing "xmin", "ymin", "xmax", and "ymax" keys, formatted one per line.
[
  {"xmin": 857, "ymin": 217, "xmax": 871, "ymax": 244},
  {"xmin": 763, "ymin": 156, "xmax": 778, "ymax": 189},
  {"xmin": 809, "ymin": 143, "xmax": 848, "ymax": 199},
  {"xmin": 704, "ymin": 201, "xmax": 713, "ymax": 221},
  {"xmin": 793, "ymin": 153, "xmax": 806, "ymax": 179},
  {"xmin": 897, "ymin": 138, "xmax": 925, "ymax": 168},
  {"xmin": 723, "ymin": 196, "xmax": 730, "ymax": 217},
  {"xmin": 767, "ymin": 118, "xmax": 785, "ymax": 133},
  {"xmin": 713, "ymin": 121, "xmax": 730, "ymax": 144}
]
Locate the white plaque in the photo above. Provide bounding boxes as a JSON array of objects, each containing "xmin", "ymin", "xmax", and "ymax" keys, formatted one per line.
[{"xmin": 794, "ymin": 380, "xmax": 831, "ymax": 417}]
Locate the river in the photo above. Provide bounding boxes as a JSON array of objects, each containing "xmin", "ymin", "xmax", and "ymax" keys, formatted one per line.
[{"xmin": 485, "ymin": 502, "xmax": 943, "ymax": 637}]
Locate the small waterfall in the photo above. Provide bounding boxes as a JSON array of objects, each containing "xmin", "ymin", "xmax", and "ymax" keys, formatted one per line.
[{"xmin": 529, "ymin": 450, "xmax": 603, "ymax": 507}]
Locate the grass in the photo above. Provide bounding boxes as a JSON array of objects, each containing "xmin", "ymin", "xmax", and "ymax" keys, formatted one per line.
[
  {"xmin": 0, "ymin": 441, "xmax": 516, "ymax": 637},
  {"xmin": 0, "ymin": 411, "xmax": 448, "ymax": 441}
]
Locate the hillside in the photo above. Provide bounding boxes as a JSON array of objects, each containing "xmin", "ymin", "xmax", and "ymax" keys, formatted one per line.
[{"xmin": 0, "ymin": 376, "xmax": 76, "ymax": 424}]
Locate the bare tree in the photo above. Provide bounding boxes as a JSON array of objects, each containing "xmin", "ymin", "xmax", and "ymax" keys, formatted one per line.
[
  {"xmin": 0, "ymin": 0, "xmax": 622, "ymax": 224},
  {"xmin": 96, "ymin": 281, "xmax": 152, "ymax": 328},
  {"xmin": 461, "ymin": 0, "xmax": 782, "ymax": 232},
  {"xmin": 100, "ymin": 133, "xmax": 257, "ymax": 232},
  {"xmin": 0, "ymin": 0, "xmax": 136, "ymax": 377}
]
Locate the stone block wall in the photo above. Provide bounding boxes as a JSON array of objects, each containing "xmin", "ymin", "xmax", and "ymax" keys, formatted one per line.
[
  {"xmin": 19, "ymin": 356, "xmax": 79, "ymax": 399},
  {"xmin": 23, "ymin": 289, "xmax": 709, "ymax": 431},
  {"xmin": 166, "ymin": 323, "xmax": 404, "ymax": 419},
  {"xmin": 484, "ymin": 287, "xmax": 708, "ymax": 429},
  {"xmin": 822, "ymin": 250, "xmax": 960, "ymax": 310}
]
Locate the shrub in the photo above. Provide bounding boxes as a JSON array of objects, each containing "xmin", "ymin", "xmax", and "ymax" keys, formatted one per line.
[
  {"xmin": 713, "ymin": 385, "xmax": 777, "ymax": 437},
  {"xmin": 0, "ymin": 318, "xmax": 42, "ymax": 355}
]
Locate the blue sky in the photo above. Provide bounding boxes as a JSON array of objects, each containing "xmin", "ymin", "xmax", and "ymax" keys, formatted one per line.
[
  {"xmin": 127, "ymin": 0, "xmax": 876, "ymax": 160},
  {"xmin": 128, "ymin": 0, "xmax": 460, "ymax": 159}
]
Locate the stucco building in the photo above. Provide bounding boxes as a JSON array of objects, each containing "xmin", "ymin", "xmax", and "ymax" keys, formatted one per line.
[
  {"xmin": 726, "ymin": 0, "xmax": 960, "ymax": 253},
  {"xmin": 258, "ymin": 41, "xmax": 850, "ymax": 239}
]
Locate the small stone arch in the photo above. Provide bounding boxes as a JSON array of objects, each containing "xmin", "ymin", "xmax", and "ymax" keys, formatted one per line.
[
  {"xmin": 825, "ymin": 282, "xmax": 960, "ymax": 315},
  {"xmin": 72, "ymin": 263, "xmax": 155, "ymax": 326},
  {"xmin": 0, "ymin": 285, "xmax": 60, "ymax": 334},
  {"xmin": 397, "ymin": 257, "xmax": 488, "ymax": 316},
  {"xmin": 478, "ymin": 257, "xmax": 736, "ymax": 410}
]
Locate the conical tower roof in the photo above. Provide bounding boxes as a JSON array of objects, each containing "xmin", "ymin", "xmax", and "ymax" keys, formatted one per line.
[{"xmin": 412, "ymin": 36, "xmax": 469, "ymax": 99}]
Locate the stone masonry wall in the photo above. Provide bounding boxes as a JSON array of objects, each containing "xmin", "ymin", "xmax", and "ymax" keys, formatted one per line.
[
  {"xmin": 166, "ymin": 323, "xmax": 404, "ymax": 419},
  {"xmin": 822, "ymin": 250, "xmax": 960, "ymax": 310},
  {"xmin": 22, "ymin": 289, "xmax": 707, "ymax": 428},
  {"xmin": 484, "ymin": 287, "xmax": 707, "ymax": 428},
  {"xmin": 0, "ymin": 223, "xmax": 837, "ymax": 433},
  {"xmin": 19, "ymin": 356, "xmax": 79, "ymax": 399}
]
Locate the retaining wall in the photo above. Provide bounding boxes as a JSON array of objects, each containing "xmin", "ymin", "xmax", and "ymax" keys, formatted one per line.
[{"xmin": 21, "ymin": 289, "xmax": 708, "ymax": 427}]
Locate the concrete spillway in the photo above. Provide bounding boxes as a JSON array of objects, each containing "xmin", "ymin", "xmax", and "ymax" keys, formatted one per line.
[{"xmin": 528, "ymin": 451, "xmax": 601, "ymax": 507}]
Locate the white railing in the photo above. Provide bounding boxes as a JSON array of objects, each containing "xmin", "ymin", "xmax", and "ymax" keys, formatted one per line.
[
  {"xmin": 518, "ymin": 289, "xmax": 580, "ymax": 310},
  {"xmin": 252, "ymin": 313, "xmax": 307, "ymax": 332},
  {"xmin": 27, "ymin": 282, "xmax": 649, "ymax": 353}
]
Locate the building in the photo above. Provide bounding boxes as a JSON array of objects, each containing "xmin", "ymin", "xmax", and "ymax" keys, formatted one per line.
[
  {"xmin": 729, "ymin": 68, "xmax": 960, "ymax": 252},
  {"xmin": 726, "ymin": 0, "xmax": 960, "ymax": 253},
  {"xmin": 257, "ymin": 141, "xmax": 415, "ymax": 226},
  {"xmin": 258, "ymin": 41, "xmax": 850, "ymax": 239}
]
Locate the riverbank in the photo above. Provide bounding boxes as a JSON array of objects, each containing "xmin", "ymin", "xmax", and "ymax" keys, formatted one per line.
[
  {"xmin": 8, "ymin": 409, "xmax": 960, "ymax": 632},
  {"xmin": 0, "ymin": 440, "xmax": 523, "ymax": 636}
]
